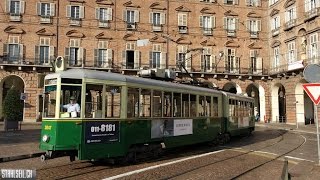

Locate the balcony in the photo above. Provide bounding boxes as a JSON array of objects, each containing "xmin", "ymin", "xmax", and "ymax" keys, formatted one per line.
[
  {"xmin": 271, "ymin": 28, "xmax": 280, "ymax": 37},
  {"xmin": 203, "ymin": 28, "xmax": 213, "ymax": 35},
  {"xmin": 178, "ymin": 26, "xmax": 188, "ymax": 34},
  {"xmin": 126, "ymin": 23, "xmax": 136, "ymax": 30},
  {"xmin": 152, "ymin": 25, "xmax": 163, "ymax": 32},
  {"xmin": 249, "ymin": 31, "xmax": 258, "ymax": 38},
  {"xmin": 305, "ymin": 7, "xmax": 320, "ymax": 22},
  {"xmin": 227, "ymin": 30, "xmax": 236, "ymax": 37},
  {"xmin": 95, "ymin": 62, "xmax": 111, "ymax": 68},
  {"xmin": 69, "ymin": 19, "xmax": 82, "ymax": 26},
  {"xmin": 40, "ymin": 16, "xmax": 52, "ymax": 24},
  {"xmin": 284, "ymin": 19, "xmax": 296, "ymax": 31},
  {"xmin": 9, "ymin": 14, "xmax": 21, "ymax": 22},
  {"xmin": 98, "ymin": 21, "xmax": 110, "ymax": 28}
]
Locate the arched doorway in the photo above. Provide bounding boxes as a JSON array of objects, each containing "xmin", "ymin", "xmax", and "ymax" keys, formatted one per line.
[
  {"xmin": 223, "ymin": 82, "xmax": 242, "ymax": 94},
  {"xmin": 295, "ymin": 81, "xmax": 314, "ymax": 125},
  {"xmin": 246, "ymin": 83, "xmax": 266, "ymax": 122},
  {"xmin": 271, "ymin": 83, "xmax": 286, "ymax": 123},
  {"xmin": 0, "ymin": 75, "xmax": 25, "ymax": 121}
]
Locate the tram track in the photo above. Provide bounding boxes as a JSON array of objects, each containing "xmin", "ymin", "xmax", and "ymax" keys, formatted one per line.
[{"xmin": 35, "ymin": 129, "xmax": 290, "ymax": 179}]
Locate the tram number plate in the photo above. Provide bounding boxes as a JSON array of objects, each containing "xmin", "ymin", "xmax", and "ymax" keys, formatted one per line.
[{"xmin": 85, "ymin": 121, "xmax": 119, "ymax": 144}]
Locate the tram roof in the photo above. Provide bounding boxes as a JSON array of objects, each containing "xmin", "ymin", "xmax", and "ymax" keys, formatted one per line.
[{"xmin": 46, "ymin": 69, "xmax": 224, "ymax": 94}]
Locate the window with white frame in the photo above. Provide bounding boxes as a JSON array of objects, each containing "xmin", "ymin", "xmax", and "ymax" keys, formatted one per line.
[
  {"xmin": 305, "ymin": 0, "xmax": 319, "ymax": 12},
  {"xmin": 285, "ymin": 6, "xmax": 296, "ymax": 22},
  {"xmin": 224, "ymin": 0, "xmax": 239, "ymax": 5},
  {"xmin": 224, "ymin": 17, "xmax": 238, "ymax": 35},
  {"xmin": 247, "ymin": 19, "xmax": 261, "ymax": 36},
  {"xmin": 6, "ymin": 0, "xmax": 24, "ymax": 15},
  {"xmin": 287, "ymin": 41, "xmax": 296, "ymax": 63},
  {"xmin": 35, "ymin": 37, "xmax": 54, "ymax": 65},
  {"xmin": 96, "ymin": 7, "xmax": 112, "ymax": 27},
  {"xmin": 3, "ymin": 36, "xmax": 23, "ymax": 62},
  {"xmin": 94, "ymin": 41, "xmax": 112, "ymax": 68},
  {"xmin": 200, "ymin": 15, "xmax": 215, "ymax": 34},
  {"xmin": 37, "ymin": 2, "xmax": 55, "ymax": 17},
  {"xmin": 66, "ymin": 5, "xmax": 84, "ymax": 20},
  {"xmin": 271, "ymin": 16, "xmax": 280, "ymax": 30},
  {"xmin": 309, "ymin": 33, "xmax": 318, "ymax": 60},
  {"xmin": 150, "ymin": 12, "xmax": 165, "ymax": 26},
  {"xmin": 150, "ymin": 44, "xmax": 165, "ymax": 68},
  {"xmin": 246, "ymin": 0, "xmax": 261, "ymax": 6},
  {"xmin": 273, "ymin": 46, "xmax": 280, "ymax": 68},
  {"xmin": 65, "ymin": 39, "xmax": 85, "ymax": 66},
  {"xmin": 122, "ymin": 42, "xmax": 140, "ymax": 69},
  {"xmin": 177, "ymin": 45, "xmax": 190, "ymax": 70},
  {"xmin": 201, "ymin": 47, "xmax": 214, "ymax": 72},
  {"xmin": 269, "ymin": 0, "xmax": 279, "ymax": 6},
  {"xmin": 123, "ymin": 9, "xmax": 139, "ymax": 27},
  {"xmin": 178, "ymin": 13, "xmax": 188, "ymax": 33},
  {"xmin": 250, "ymin": 50, "xmax": 258, "ymax": 72},
  {"xmin": 225, "ymin": 48, "xmax": 238, "ymax": 73}
]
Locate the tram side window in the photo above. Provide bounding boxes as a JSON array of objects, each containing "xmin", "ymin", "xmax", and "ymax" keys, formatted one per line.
[
  {"xmin": 164, "ymin": 92, "xmax": 172, "ymax": 117},
  {"xmin": 44, "ymin": 86, "xmax": 57, "ymax": 118},
  {"xmin": 190, "ymin": 94, "xmax": 197, "ymax": 117},
  {"xmin": 199, "ymin": 96, "xmax": 206, "ymax": 117},
  {"xmin": 230, "ymin": 99, "xmax": 235, "ymax": 117},
  {"xmin": 206, "ymin": 96, "xmax": 212, "ymax": 117},
  {"xmin": 127, "ymin": 88, "xmax": 139, "ymax": 118},
  {"xmin": 60, "ymin": 86, "xmax": 82, "ymax": 118},
  {"xmin": 105, "ymin": 86, "xmax": 121, "ymax": 118},
  {"xmin": 173, "ymin": 93, "xmax": 181, "ymax": 117},
  {"xmin": 212, "ymin": 97, "xmax": 218, "ymax": 117},
  {"xmin": 153, "ymin": 90, "xmax": 162, "ymax": 117},
  {"xmin": 85, "ymin": 84, "xmax": 103, "ymax": 118},
  {"xmin": 140, "ymin": 89, "xmax": 151, "ymax": 117},
  {"xmin": 182, "ymin": 94, "xmax": 190, "ymax": 117}
]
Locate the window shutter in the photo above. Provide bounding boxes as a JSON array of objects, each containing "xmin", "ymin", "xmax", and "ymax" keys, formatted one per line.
[
  {"xmin": 209, "ymin": 55, "xmax": 213, "ymax": 71},
  {"xmin": 234, "ymin": 0, "xmax": 239, "ymax": 5},
  {"xmin": 183, "ymin": 14, "xmax": 187, "ymax": 26},
  {"xmin": 20, "ymin": 1, "xmax": 25, "ymax": 14},
  {"xmin": 95, "ymin": 8, "xmax": 100, "ymax": 20},
  {"xmin": 199, "ymin": 16, "xmax": 203, "ymax": 27},
  {"xmin": 106, "ymin": 49, "xmax": 113, "ymax": 67},
  {"xmin": 201, "ymin": 55, "xmax": 205, "ymax": 70},
  {"xmin": 211, "ymin": 16, "xmax": 216, "ymax": 28},
  {"xmin": 134, "ymin": 10, "xmax": 140, "ymax": 22},
  {"xmin": 149, "ymin": 51, "xmax": 153, "ymax": 67},
  {"xmin": 134, "ymin": 50, "xmax": 140, "ymax": 69},
  {"xmin": 35, "ymin": 45, "xmax": 39, "ymax": 63},
  {"xmin": 19, "ymin": 44, "xmax": 24, "ymax": 61},
  {"xmin": 94, "ymin": 49, "xmax": 98, "ymax": 66},
  {"xmin": 223, "ymin": 17, "xmax": 227, "ymax": 29},
  {"xmin": 246, "ymin": 20, "xmax": 250, "ymax": 31},
  {"xmin": 256, "ymin": 57, "xmax": 262, "ymax": 73},
  {"xmin": 122, "ymin": 51, "xmax": 127, "ymax": 68},
  {"xmin": 235, "ymin": 18, "xmax": 239, "ymax": 30},
  {"xmin": 78, "ymin": 48, "xmax": 85, "ymax": 66},
  {"xmin": 178, "ymin": 14, "xmax": 183, "ymax": 26},
  {"xmin": 79, "ymin": 6, "xmax": 84, "ymax": 19},
  {"xmin": 66, "ymin": 5, "xmax": 71, "ymax": 17},
  {"xmin": 160, "ymin": 13, "xmax": 165, "ymax": 24},
  {"xmin": 65, "ymin": 47, "xmax": 70, "ymax": 62},
  {"xmin": 160, "ymin": 52, "xmax": 166, "ymax": 69},
  {"xmin": 149, "ymin": 12, "xmax": 153, "ymax": 23},
  {"xmin": 185, "ymin": 53, "xmax": 191, "ymax": 70},
  {"xmin": 123, "ymin": 10, "xmax": 127, "ymax": 22},
  {"xmin": 305, "ymin": 0, "xmax": 311, "ymax": 12},
  {"xmin": 37, "ymin": 2, "xmax": 41, "ymax": 15},
  {"xmin": 50, "ymin": 3, "xmax": 55, "ymax": 16},
  {"xmin": 3, "ymin": 44, "xmax": 8, "ymax": 59},
  {"xmin": 107, "ymin": 8, "xmax": 112, "ymax": 21},
  {"xmin": 6, "ymin": 0, "xmax": 10, "ymax": 13},
  {"xmin": 224, "ymin": 0, "xmax": 228, "ymax": 4},
  {"xmin": 49, "ymin": 46, "xmax": 55, "ymax": 61},
  {"xmin": 257, "ymin": 20, "xmax": 261, "ymax": 31}
]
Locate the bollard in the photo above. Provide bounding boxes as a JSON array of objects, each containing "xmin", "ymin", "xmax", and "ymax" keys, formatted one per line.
[{"xmin": 280, "ymin": 157, "xmax": 291, "ymax": 180}]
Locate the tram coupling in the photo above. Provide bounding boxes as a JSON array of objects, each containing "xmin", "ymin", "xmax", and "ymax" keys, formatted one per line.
[{"xmin": 40, "ymin": 151, "xmax": 77, "ymax": 162}]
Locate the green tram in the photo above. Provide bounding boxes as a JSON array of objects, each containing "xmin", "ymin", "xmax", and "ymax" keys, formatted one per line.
[{"xmin": 40, "ymin": 68, "xmax": 255, "ymax": 162}]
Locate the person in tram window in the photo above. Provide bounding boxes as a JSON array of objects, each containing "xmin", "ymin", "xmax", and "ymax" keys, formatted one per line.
[{"xmin": 62, "ymin": 96, "xmax": 80, "ymax": 117}]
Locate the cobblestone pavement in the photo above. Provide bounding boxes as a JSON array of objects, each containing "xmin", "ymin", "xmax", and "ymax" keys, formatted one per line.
[{"xmin": 1, "ymin": 127, "xmax": 319, "ymax": 179}]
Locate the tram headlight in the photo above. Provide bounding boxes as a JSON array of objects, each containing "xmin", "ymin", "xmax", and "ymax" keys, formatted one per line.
[{"xmin": 42, "ymin": 135, "xmax": 50, "ymax": 143}]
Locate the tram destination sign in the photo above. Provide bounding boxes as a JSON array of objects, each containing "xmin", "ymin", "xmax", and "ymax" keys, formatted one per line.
[
  {"xmin": 85, "ymin": 121, "xmax": 119, "ymax": 144},
  {"xmin": 303, "ymin": 64, "xmax": 320, "ymax": 83}
]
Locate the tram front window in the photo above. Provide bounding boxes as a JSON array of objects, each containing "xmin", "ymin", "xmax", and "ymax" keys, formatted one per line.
[
  {"xmin": 60, "ymin": 85, "xmax": 82, "ymax": 118},
  {"xmin": 44, "ymin": 85, "xmax": 57, "ymax": 118}
]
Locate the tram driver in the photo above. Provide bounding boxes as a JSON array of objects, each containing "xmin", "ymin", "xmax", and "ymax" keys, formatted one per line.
[{"xmin": 62, "ymin": 96, "xmax": 80, "ymax": 117}]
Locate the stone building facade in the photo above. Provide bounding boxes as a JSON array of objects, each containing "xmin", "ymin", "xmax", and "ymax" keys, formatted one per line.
[{"xmin": 0, "ymin": 0, "xmax": 318, "ymax": 124}]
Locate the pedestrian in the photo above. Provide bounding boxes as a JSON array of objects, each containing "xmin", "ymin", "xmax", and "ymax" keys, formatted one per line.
[{"xmin": 255, "ymin": 113, "xmax": 260, "ymax": 122}]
